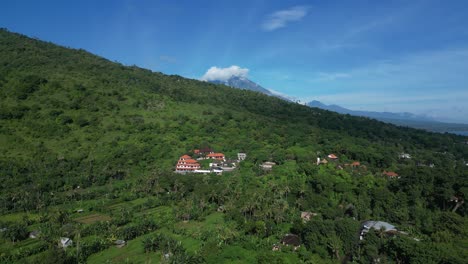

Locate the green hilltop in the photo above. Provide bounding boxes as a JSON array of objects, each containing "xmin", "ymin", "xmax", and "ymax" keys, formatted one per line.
[{"xmin": 0, "ymin": 29, "xmax": 467, "ymax": 263}]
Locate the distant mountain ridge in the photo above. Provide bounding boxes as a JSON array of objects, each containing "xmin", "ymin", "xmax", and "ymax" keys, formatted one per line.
[
  {"xmin": 208, "ymin": 76, "xmax": 438, "ymax": 123},
  {"xmin": 307, "ymin": 100, "xmax": 435, "ymax": 122},
  {"xmin": 203, "ymin": 67, "xmax": 468, "ymax": 134},
  {"xmin": 307, "ymin": 100, "xmax": 468, "ymax": 134}
]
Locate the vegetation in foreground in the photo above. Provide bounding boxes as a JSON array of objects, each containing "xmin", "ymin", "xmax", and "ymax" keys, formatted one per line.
[{"xmin": 1, "ymin": 28, "xmax": 467, "ymax": 263}]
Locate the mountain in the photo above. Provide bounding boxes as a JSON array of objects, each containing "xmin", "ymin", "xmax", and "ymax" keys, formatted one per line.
[
  {"xmin": 307, "ymin": 100, "xmax": 435, "ymax": 122},
  {"xmin": 207, "ymin": 75, "xmax": 299, "ymax": 102},
  {"xmin": 208, "ymin": 76, "xmax": 274, "ymax": 96},
  {"xmin": 209, "ymin": 78, "xmax": 463, "ymax": 133},
  {"xmin": 307, "ymin": 100, "xmax": 352, "ymax": 114},
  {"xmin": 211, "ymin": 78, "xmax": 452, "ymax": 131},
  {"xmin": 307, "ymin": 100, "xmax": 468, "ymax": 134},
  {"xmin": 208, "ymin": 76, "xmax": 468, "ymax": 134},
  {"xmin": 1, "ymin": 29, "xmax": 467, "ymax": 263}
]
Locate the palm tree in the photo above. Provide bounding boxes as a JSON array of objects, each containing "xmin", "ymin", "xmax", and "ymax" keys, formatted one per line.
[
  {"xmin": 283, "ymin": 185, "xmax": 291, "ymax": 200},
  {"xmin": 154, "ymin": 183, "xmax": 165, "ymax": 198},
  {"xmin": 208, "ymin": 190, "xmax": 218, "ymax": 204},
  {"xmin": 295, "ymin": 197, "xmax": 305, "ymax": 211},
  {"xmin": 327, "ymin": 235, "xmax": 342, "ymax": 260},
  {"xmin": 199, "ymin": 198, "xmax": 208, "ymax": 212}
]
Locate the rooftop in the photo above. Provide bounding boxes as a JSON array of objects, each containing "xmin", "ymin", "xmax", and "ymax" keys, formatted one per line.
[
  {"xmin": 383, "ymin": 171, "xmax": 399, "ymax": 177},
  {"xmin": 281, "ymin": 234, "xmax": 301, "ymax": 246},
  {"xmin": 362, "ymin": 221, "xmax": 397, "ymax": 232}
]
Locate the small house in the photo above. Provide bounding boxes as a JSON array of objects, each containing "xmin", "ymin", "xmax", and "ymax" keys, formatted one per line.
[
  {"xmin": 115, "ymin": 240, "xmax": 126, "ymax": 248},
  {"xmin": 399, "ymin": 153, "xmax": 411, "ymax": 159},
  {"xmin": 260, "ymin": 161, "xmax": 276, "ymax": 170},
  {"xmin": 207, "ymin": 153, "xmax": 225, "ymax": 161},
  {"xmin": 29, "ymin": 230, "xmax": 40, "ymax": 239},
  {"xmin": 351, "ymin": 161, "xmax": 360, "ymax": 167},
  {"xmin": 219, "ymin": 166, "xmax": 235, "ymax": 172},
  {"xmin": 383, "ymin": 171, "xmax": 399, "ymax": 178},
  {"xmin": 212, "ymin": 169, "xmax": 223, "ymax": 175},
  {"xmin": 60, "ymin": 237, "xmax": 73, "ymax": 248},
  {"xmin": 199, "ymin": 147, "xmax": 214, "ymax": 155},
  {"xmin": 238, "ymin": 153, "xmax": 247, "ymax": 161},
  {"xmin": 193, "ymin": 169, "xmax": 212, "ymax": 175},
  {"xmin": 327, "ymin": 154, "xmax": 338, "ymax": 160},
  {"xmin": 317, "ymin": 157, "xmax": 330, "ymax": 165},
  {"xmin": 360, "ymin": 221, "xmax": 398, "ymax": 240},
  {"xmin": 301, "ymin": 211, "xmax": 317, "ymax": 222},
  {"xmin": 281, "ymin": 234, "xmax": 301, "ymax": 250}
]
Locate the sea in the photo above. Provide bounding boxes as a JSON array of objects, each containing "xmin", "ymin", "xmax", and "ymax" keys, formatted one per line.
[{"xmin": 447, "ymin": 131, "xmax": 468, "ymax": 136}]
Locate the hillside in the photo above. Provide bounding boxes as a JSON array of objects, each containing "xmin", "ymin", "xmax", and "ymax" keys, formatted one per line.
[{"xmin": 1, "ymin": 29, "xmax": 467, "ymax": 263}]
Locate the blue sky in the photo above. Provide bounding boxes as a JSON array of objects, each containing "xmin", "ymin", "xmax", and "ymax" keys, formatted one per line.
[{"xmin": 2, "ymin": 0, "xmax": 468, "ymax": 123}]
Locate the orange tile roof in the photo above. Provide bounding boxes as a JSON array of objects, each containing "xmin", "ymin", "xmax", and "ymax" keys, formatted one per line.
[
  {"xmin": 181, "ymin": 154, "xmax": 192, "ymax": 159},
  {"xmin": 328, "ymin": 154, "xmax": 338, "ymax": 159},
  {"xmin": 383, "ymin": 171, "xmax": 398, "ymax": 177},
  {"xmin": 184, "ymin": 159, "xmax": 199, "ymax": 164},
  {"xmin": 351, "ymin": 161, "xmax": 360, "ymax": 166},
  {"xmin": 207, "ymin": 153, "xmax": 225, "ymax": 157}
]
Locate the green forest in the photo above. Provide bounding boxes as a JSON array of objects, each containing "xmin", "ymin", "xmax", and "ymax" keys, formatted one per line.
[{"xmin": 0, "ymin": 28, "xmax": 467, "ymax": 263}]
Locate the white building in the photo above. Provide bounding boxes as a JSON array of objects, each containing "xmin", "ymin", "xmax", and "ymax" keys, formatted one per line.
[
  {"xmin": 360, "ymin": 221, "xmax": 397, "ymax": 240},
  {"xmin": 60, "ymin": 237, "xmax": 73, "ymax": 248},
  {"xmin": 238, "ymin": 153, "xmax": 247, "ymax": 161},
  {"xmin": 399, "ymin": 153, "xmax": 411, "ymax": 159}
]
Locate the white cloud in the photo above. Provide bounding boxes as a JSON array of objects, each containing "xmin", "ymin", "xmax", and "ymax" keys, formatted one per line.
[
  {"xmin": 301, "ymin": 47, "xmax": 468, "ymax": 123},
  {"xmin": 201, "ymin": 65, "xmax": 249, "ymax": 81},
  {"xmin": 310, "ymin": 48, "xmax": 468, "ymax": 89},
  {"xmin": 261, "ymin": 6, "xmax": 309, "ymax": 31}
]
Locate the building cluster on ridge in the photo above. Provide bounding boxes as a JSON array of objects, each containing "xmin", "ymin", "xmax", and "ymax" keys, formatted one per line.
[
  {"xmin": 175, "ymin": 147, "xmax": 246, "ymax": 174},
  {"xmin": 317, "ymin": 153, "xmax": 402, "ymax": 179}
]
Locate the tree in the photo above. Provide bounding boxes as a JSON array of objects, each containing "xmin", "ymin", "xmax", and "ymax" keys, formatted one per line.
[
  {"xmin": 327, "ymin": 235, "xmax": 342, "ymax": 260},
  {"xmin": 2, "ymin": 222, "xmax": 28, "ymax": 243}
]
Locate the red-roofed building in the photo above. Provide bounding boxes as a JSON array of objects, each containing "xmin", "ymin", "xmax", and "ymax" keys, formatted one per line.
[
  {"xmin": 383, "ymin": 171, "xmax": 399, "ymax": 178},
  {"xmin": 207, "ymin": 153, "xmax": 225, "ymax": 161},
  {"xmin": 327, "ymin": 154, "xmax": 338, "ymax": 160},
  {"xmin": 351, "ymin": 161, "xmax": 360, "ymax": 167},
  {"xmin": 176, "ymin": 155, "xmax": 200, "ymax": 172},
  {"xmin": 180, "ymin": 155, "xmax": 192, "ymax": 160},
  {"xmin": 199, "ymin": 147, "xmax": 214, "ymax": 154}
]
